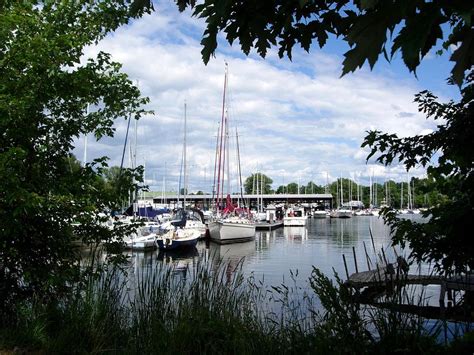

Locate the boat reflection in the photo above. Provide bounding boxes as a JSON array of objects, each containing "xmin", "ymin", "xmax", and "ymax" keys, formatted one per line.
[
  {"xmin": 157, "ymin": 247, "xmax": 199, "ymax": 276},
  {"xmin": 206, "ymin": 241, "xmax": 256, "ymax": 281},
  {"xmin": 255, "ymin": 230, "xmax": 278, "ymax": 251},
  {"xmin": 283, "ymin": 226, "xmax": 308, "ymax": 242}
]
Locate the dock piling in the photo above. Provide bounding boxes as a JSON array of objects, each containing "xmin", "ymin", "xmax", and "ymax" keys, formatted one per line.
[
  {"xmin": 363, "ymin": 241, "xmax": 371, "ymax": 271},
  {"xmin": 352, "ymin": 246, "xmax": 359, "ymax": 274},
  {"xmin": 342, "ymin": 254, "xmax": 349, "ymax": 280}
]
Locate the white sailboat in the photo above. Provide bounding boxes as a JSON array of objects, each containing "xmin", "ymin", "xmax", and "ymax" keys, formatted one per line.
[
  {"xmin": 332, "ymin": 177, "xmax": 352, "ymax": 218},
  {"xmin": 156, "ymin": 101, "xmax": 201, "ymax": 250},
  {"xmin": 208, "ymin": 64, "xmax": 256, "ymax": 244}
]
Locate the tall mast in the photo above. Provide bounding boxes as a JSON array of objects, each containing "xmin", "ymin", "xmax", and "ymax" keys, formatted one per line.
[
  {"xmin": 183, "ymin": 100, "xmax": 187, "ymax": 208},
  {"xmin": 369, "ymin": 174, "xmax": 372, "ymax": 208},
  {"xmin": 216, "ymin": 63, "xmax": 228, "ymax": 212},
  {"xmin": 340, "ymin": 176, "xmax": 344, "ymax": 207},
  {"xmin": 83, "ymin": 104, "xmax": 89, "ymax": 167},
  {"xmin": 225, "ymin": 106, "xmax": 230, "ymax": 197},
  {"xmin": 236, "ymin": 128, "xmax": 246, "ymax": 208},
  {"xmin": 401, "ymin": 180, "xmax": 404, "ymax": 209},
  {"xmin": 212, "ymin": 121, "xmax": 220, "ymax": 205}
]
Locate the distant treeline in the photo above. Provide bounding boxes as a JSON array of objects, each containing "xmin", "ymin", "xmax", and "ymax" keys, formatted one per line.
[{"xmin": 178, "ymin": 173, "xmax": 446, "ymax": 209}]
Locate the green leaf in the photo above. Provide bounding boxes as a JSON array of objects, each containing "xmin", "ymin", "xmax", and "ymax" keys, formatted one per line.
[
  {"xmin": 450, "ymin": 29, "xmax": 474, "ymax": 87},
  {"xmin": 391, "ymin": 4, "xmax": 443, "ymax": 73}
]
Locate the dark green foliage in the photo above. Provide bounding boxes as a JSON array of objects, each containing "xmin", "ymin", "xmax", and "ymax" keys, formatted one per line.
[
  {"xmin": 244, "ymin": 172, "xmax": 274, "ymax": 194},
  {"xmin": 174, "ymin": 0, "xmax": 474, "ymax": 86},
  {"xmin": 1, "ymin": 263, "xmax": 458, "ymax": 354},
  {"xmin": 363, "ymin": 74, "xmax": 474, "ymax": 275},
  {"xmin": 0, "ymin": 1, "xmax": 150, "ymax": 318}
]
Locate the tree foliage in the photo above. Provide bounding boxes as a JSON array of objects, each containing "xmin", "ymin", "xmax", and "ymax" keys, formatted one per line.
[
  {"xmin": 167, "ymin": 0, "xmax": 474, "ymax": 275},
  {"xmin": 363, "ymin": 74, "xmax": 474, "ymax": 274},
  {"xmin": 175, "ymin": 0, "xmax": 474, "ymax": 86},
  {"xmin": 244, "ymin": 172, "xmax": 273, "ymax": 194},
  {"xmin": 0, "ymin": 1, "xmax": 150, "ymax": 315}
]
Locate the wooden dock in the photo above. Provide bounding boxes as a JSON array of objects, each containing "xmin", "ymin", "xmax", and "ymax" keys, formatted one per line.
[
  {"xmin": 341, "ymin": 242, "xmax": 474, "ymax": 321},
  {"xmin": 255, "ymin": 221, "xmax": 284, "ymax": 231},
  {"xmin": 346, "ymin": 268, "xmax": 443, "ymax": 289}
]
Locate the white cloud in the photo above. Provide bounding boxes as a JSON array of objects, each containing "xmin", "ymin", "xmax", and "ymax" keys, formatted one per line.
[{"xmin": 74, "ymin": 1, "xmax": 441, "ymax": 192}]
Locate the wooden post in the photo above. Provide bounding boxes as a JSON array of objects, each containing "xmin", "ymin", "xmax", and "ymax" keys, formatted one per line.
[
  {"xmin": 342, "ymin": 254, "xmax": 350, "ymax": 280},
  {"xmin": 381, "ymin": 247, "xmax": 388, "ymax": 266},
  {"xmin": 369, "ymin": 226, "xmax": 377, "ymax": 255},
  {"xmin": 439, "ymin": 281, "xmax": 446, "ymax": 309},
  {"xmin": 363, "ymin": 241, "xmax": 371, "ymax": 271},
  {"xmin": 352, "ymin": 246, "xmax": 359, "ymax": 273}
]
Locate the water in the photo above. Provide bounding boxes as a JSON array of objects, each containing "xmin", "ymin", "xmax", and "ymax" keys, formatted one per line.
[
  {"xmin": 121, "ymin": 215, "xmax": 472, "ymax": 340},
  {"xmin": 127, "ymin": 215, "xmax": 407, "ymax": 287}
]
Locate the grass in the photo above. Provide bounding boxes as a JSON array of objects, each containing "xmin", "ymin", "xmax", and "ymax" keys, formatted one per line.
[{"xmin": 1, "ymin": 258, "xmax": 472, "ymax": 354}]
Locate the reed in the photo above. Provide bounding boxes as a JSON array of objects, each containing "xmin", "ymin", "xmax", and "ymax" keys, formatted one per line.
[{"xmin": 0, "ymin": 258, "xmax": 464, "ymax": 354}]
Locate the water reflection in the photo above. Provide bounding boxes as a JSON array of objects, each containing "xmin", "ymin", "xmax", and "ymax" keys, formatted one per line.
[
  {"xmin": 157, "ymin": 247, "xmax": 200, "ymax": 275},
  {"xmin": 283, "ymin": 226, "xmax": 308, "ymax": 243},
  {"xmin": 109, "ymin": 216, "xmax": 423, "ymax": 289}
]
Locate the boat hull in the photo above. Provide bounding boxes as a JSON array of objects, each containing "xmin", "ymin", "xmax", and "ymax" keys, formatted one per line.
[
  {"xmin": 208, "ymin": 220, "xmax": 256, "ymax": 244},
  {"xmin": 283, "ymin": 216, "xmax": 308, "ymax": 226},
  {"xmin": 156, "ymin": 229, "xmax": 200, "ymax": 251},
  {"xmin": 312, "ymin": 211, "xmax": 328, "ymax": 218},
  {"xmin": 156, "ymin": 237, "xmax": 198, "ymax": 250}
]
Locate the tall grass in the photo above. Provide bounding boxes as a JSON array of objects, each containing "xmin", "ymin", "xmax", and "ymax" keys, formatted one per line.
[{"xmin": 0, "ymin": 258, "xmax": 469, "ymax": 354}]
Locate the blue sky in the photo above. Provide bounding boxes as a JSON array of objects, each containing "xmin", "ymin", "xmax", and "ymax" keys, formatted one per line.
[{"xmin": 75, "ymin": 1, "xmax": 459, "ymax": 193}]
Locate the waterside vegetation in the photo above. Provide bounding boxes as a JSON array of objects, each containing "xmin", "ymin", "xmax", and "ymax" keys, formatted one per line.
[
  {"xmin": 1, "ymin": 260, "xmax": 472, "ymax": 354},
  {"xmin": 1, "ymin": 0, "xmax": 474, "ymax": 353}
]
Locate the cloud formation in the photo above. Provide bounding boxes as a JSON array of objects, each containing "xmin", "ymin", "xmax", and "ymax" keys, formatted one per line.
[{"xmin": 75, "ymin": 2, "xmax": 439, "ymax": 193}]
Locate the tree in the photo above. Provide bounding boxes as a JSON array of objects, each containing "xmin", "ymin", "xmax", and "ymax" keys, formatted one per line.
[
  {"xmin": 168, "ymin": 0, "xmax": 474, "ymax": 275},
  {"xmin": 102, "ymin": 165, "xmax": 144, "ymax": 208},
  {"xmin": 175, "ymin": 1, "xmax": 474, "ymax": 86},
  {"xmin": 305, "ymin": 181, "xmax": 324, "ymax": 194},
  {"xmin": 363, "ymin": 76, "xmax": 474, "ymax": 274},
  {"xmin": 244, "ymin": 173, "xmax": 273, "ymax": 194},
  {"xmin": 276, "ymin": 185, "xmax": 286, "ymax": 194},
  {"xmin": 286, "ymin": 182, "xmax": 299, "ymax": 194},
  {"xmin": 0, "ymin": 1, "xmax": 150, "ymax": 316}
]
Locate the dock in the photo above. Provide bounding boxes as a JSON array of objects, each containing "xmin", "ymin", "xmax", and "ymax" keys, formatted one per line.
[
  {"xmin": 255, "ymin": 221, "xmax": 284, "ymax": 230},
  {"xmin": 342, "ymin": 245, "xmax": 474, "ymax": 321},
  {"xmin": 346, "ymin": 268, "xmax": 443, "ymax": 288}
]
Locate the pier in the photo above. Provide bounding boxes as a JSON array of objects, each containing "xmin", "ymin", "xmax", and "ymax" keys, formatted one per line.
[
  {"xmin": 343, "ymin": 247, "xmax": 474, "ymax": 321},
  {"xmin": 255, "ymin": 221, "xmax": 284, "ymax": 230},
  {"xmin": 152, "ymin": 193, "xmax": 333, "ymax": 209}
]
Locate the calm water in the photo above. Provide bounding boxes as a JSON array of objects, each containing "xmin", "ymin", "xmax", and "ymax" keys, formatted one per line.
[
  {"xmin": 124, "ymin": 214, "xmax": 472, "ymax": 340},
  {"xmin": 126, "ymin": 215, "xmax": 414, "ymax": 287}
]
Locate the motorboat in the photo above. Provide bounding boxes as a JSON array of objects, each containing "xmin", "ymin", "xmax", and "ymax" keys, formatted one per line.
[{"xmin": 283, "ymin": 206, "xmax": 308, "ymax": 226}]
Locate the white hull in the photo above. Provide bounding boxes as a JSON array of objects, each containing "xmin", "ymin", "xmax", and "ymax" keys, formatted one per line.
[
  {"xmin": 125, "ymin": 233, "xmax": 157, "ymax": 250},
  {"xmin": 330, "ymin": 209, "xmax": 352, "ymax": 218},
  {"xmin": 209, "ymin": 220, "xmax": 256, "ymax": 244},
  {"xmin": 283, "ymin": 216, "xmax": 308, "ymax": 226},
  {"xmin": 312, "ymin": 211, "xmax": 328, "ymax": 218}
]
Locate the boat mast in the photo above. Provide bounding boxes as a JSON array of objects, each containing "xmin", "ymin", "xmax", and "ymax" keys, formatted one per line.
[
  {"xmin": 236, "ymin": 128, "xmax": 246, "ymax": 208},
  {"xmin": 212, "ymin": 121, "xmax": 220, "ymax": 207},
  {"xmin": 83, "ymin": 104, "xmax": 89, "ymax": 167},
  {"xmin": 225, "ymin": 105, "xmax": 230, "ymax": 198},
  {"xmin": 183, "ymin": 100, "xmax": 187, "ymax": 209},
  {"xmin": 401, "ymin": 180, "xmax": 404, "ymax": 209},
  {"xmin": 216, "ymin": 63, "xmax": 228, "ymax": 213}
]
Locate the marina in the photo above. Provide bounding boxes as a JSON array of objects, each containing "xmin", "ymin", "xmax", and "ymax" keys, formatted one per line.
[{"xmin": 125, "ymin": 215, "xmax": 410, "ymax": 289}]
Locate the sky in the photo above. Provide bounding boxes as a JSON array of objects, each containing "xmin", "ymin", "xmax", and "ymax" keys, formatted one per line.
[{"xmin": 74, "ymin": 1, "xmax": 460, "ymax": 194}]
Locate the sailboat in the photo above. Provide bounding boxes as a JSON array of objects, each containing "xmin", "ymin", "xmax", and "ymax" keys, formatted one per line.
[
  {"xmin": 331, "ymin": 177, "xmax": 352, "ymax": 218},
  {"xmin": 156, "ymin": 101, "xmax": 201, "ymax": 250},
  {"xmin": 208, "ymin": 64, "xmax": 256, "ymax": 244}
]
